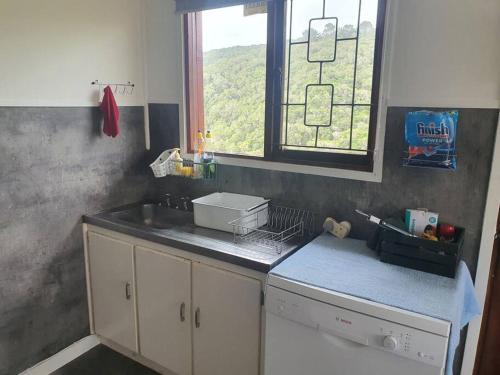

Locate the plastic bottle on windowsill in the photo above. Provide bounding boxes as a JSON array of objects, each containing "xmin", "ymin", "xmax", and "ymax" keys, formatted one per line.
[
  {"xmin": 203, "ymin": 130, "xmax": 216, "ymax": 179},
  {"xmin": 193, "ymin": 130, "xmax": 205, "ymax": 178},
  {"xmin": 204, "ymin": 130, "xmax": 215, "ymax": 161},
  {"xmin": 195, "ymin": 130, "xmax": 205, "ymax": 156}
]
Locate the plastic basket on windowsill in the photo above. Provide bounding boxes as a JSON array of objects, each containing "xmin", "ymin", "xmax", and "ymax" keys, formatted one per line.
[{"xmin": 149, "ymin": 148, "xmax": 180, "ymax": 178}]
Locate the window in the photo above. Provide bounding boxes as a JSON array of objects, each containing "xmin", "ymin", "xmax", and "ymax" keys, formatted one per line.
[{"xmin": 184, "ymin": 0, "xmax": 386, "ymax": 171}]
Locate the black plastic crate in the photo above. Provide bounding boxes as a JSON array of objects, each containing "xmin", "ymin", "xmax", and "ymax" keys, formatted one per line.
[{"xmin": 378, "ymin": 226, "xmax": 465, "ymax": 278}]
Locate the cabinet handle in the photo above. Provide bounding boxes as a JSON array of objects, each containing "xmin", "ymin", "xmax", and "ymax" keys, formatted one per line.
[
  {"xmin": 125, "ymin": 282, "xmax": 131, "ymax": 300},
  {"xmin": 180, "ymin": 303, "xmax": 186, "ymax": 322},
  {"xmin": 195, "ymin": 307, "xmax": 200, "ymax": 328}
]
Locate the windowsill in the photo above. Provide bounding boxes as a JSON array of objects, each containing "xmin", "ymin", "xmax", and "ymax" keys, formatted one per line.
[{"xmin": 184, "ymin": 153, "xmax": 383, "ymax": 182}]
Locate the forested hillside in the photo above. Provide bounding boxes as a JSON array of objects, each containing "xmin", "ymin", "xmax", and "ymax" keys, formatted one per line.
[{"xmin": 203, "ymin": 22, "xmax": 376, "ymax": 156}]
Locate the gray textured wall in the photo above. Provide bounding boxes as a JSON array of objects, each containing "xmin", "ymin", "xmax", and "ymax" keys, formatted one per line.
[
  {"xmin": 154, "ymin": 107, "xmax": 498, "ymax": 276},
  {"xmin": 0, "ymin": 107, "xmax": 152, "ymax": 375},
  {"xmin": 148, "ymin": 103, "xmax": 180, "ymax": 160},
  {"xmin": 1, "ymin": 105, "xmax": 495, "ymax": 374}
]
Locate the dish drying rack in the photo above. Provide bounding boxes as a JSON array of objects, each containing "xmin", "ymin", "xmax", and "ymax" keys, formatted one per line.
[{"xmin": 230, "ymin": 204, "xmax": 315, "ymax": 255}]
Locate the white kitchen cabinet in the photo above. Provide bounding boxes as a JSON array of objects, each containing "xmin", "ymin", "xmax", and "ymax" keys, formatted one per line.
[
  {"xmin": 135, "ymin": 246, "xmax": 192, "ymax": 375},
  {"xmin": 85, "ymin": 227, "xmax": 264, "ymax": 375},
  {"xmin": 192, "ymin": 262, "xmax": 262, "ymax": 375},
  {"xmin": 87, "ymin": 231, "xmax": 137, "ymax": 352}
]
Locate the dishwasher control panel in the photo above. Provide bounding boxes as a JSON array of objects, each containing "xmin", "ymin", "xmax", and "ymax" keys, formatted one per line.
[{"xmin": 266, "ymin": 286, "xmax": 450, "ymax": 368}]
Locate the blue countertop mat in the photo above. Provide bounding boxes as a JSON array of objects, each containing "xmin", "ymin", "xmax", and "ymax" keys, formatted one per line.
[{"xmin": 270, "ymin": 233, "xmax": 480, "ymax": 375}]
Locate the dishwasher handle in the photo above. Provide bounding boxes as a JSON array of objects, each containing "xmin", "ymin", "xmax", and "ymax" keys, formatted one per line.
[{"xmin": 319, "ymin": 325, "xmax": 370, "ymax": 347}]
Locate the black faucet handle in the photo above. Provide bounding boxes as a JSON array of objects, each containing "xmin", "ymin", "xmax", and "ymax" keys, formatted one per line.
[
  {"xmin": 184, "ymin": 196, "xmax": 193, "ymax": 211},
  {"xmin": 159, "ymin": 193, "xmax": 172, "ymax": 208},
  {"xmin": 179, "ymin": 197, "xmax": 191, "ymax": 211}
]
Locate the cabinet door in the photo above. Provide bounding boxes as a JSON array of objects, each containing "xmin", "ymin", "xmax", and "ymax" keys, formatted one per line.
[
  {"xmin": 192, "ymin": 263, "xmax": 261, "ymax": 375},
  {"xmin": 135, "ymin": 246, "xmax": 192, "ymax": 375},
  {"xmin": 88, "ymin": 232, "xmax": 136, "ymax": 352}
]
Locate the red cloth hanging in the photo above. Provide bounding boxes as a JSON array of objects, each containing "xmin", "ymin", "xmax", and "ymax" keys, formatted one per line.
[{"xmin": 100, "ymin": 86, "xmax": 120, "ymax": 137}]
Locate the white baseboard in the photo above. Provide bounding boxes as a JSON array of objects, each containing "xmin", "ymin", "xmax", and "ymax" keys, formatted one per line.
[{"xmin": 19, "ymin": 335, "xmax": 100, "ymax": 375}]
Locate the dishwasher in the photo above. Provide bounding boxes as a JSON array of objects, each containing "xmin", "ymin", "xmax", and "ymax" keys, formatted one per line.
[{"xmin": 264, "ymin": 278, "xmax": 450, "ymax": 375}]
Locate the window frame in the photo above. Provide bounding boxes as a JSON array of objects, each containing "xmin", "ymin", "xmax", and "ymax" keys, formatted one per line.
[
  {"xmin": 183, "ymin": 0, "xmax": 388, "ymax": 172},
  {"xmin": 183, "ymin": 12, "xmax": 204, "ymax": 154}
]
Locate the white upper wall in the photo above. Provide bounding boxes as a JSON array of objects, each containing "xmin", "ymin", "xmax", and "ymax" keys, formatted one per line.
[
  {"xmin": 1, "ymin": 0, "xmax": 498, "ymax": 109},
  {"xmin": 144, "ymin": 0, "xmax": 182, "ymax": 103},
  {"xmin": 144, "ymin": 0, "xmax": 500, "ymax": 109},
  {"xmin": 0, "ymin": 0, "xmax": 145, "ymax": 107},
  {"xmin": 387, "ymin": 0, "xmax": 500, "ymax": 108}
]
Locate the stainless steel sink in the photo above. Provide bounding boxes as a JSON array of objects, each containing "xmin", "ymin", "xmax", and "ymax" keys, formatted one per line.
[
  {"xmin": 109, "ymin": 203, "xmax": 192, "ymax": 229},
  {"xmin": 86, "ymin": 201, "xmax": 303, "ymax": 266}
]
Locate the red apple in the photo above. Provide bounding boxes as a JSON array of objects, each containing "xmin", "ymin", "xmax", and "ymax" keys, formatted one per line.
[{"xmin": 439, "ymin": 223, "xmax": 456, "ymax": 239}]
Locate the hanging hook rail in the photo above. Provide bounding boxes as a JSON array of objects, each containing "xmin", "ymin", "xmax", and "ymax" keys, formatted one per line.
[{"xmin": 91, "ymin": 80, "xmax": 135, "ymax": 95}]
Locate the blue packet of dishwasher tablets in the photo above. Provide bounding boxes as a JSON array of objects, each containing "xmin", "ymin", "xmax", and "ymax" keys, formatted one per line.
[{"xmin": 403, "ymin": 110, "xmax": 458, "ymax": 169}]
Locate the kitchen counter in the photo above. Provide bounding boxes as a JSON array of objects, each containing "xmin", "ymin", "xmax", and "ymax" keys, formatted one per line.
[{"xmin": 83, "ymin": 202, "xmax": 306, "ymax": 273}]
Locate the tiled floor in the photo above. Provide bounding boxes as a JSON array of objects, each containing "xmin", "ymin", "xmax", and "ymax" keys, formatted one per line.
[{"xmin": 51, "ymin": 345, "xmax": 159, "ymax": 375}]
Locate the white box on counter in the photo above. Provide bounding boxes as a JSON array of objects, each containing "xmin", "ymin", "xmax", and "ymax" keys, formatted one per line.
[{"xmin": 192, "ymin": 192, "xmax": 269, "ymax": 233}]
